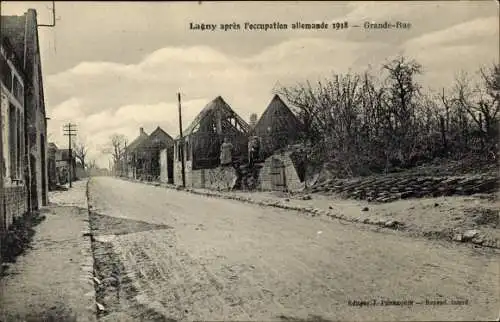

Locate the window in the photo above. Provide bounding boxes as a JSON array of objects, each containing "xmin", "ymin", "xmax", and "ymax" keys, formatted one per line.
[
  {"xmin": 13, "ymin": 76, "xmax": 23, "ymax": 103},
  {"xmin": 1, "ymin": 54, "xmax": 12, "ymax": 90},
  {"xmin": 177, "ymin": 143, "xmax": 182, "ymax": 161},
  {"xmin": 8, "ymin": 104, "xmax": 17, "ymax": 179},
  {"xmin": 186, "ymin": 141, "xmax": 190, "ymax": 161},
  {"xmin": 16, "ymin": 109, "xmax": 22, "ymax": 177}
]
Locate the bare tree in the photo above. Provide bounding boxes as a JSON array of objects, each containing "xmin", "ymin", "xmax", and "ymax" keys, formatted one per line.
[
  {"xmin": 102, "ymin": 134, "xmax": 128, "ymax": 176},
  {"xmin": 73, "ymin": 140, "xmax": 88, "ymax": 170},
  {"xmin": 277, "ymin": 56, "xmax": 497, "ymax": 179}
]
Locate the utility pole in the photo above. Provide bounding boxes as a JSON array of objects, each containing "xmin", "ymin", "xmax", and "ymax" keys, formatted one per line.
[
  {"xmin": 63, "ymin": 123, "xmax": 77, "ymax": 188},
  {"xmin": 178, "ymin": 92, "xmax": 186, "ymax": 187}
]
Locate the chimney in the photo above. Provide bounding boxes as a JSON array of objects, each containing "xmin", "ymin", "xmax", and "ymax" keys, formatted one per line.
[{"xmin": 140, "ymin": 127, "xmax": 144, "ymax": 135}]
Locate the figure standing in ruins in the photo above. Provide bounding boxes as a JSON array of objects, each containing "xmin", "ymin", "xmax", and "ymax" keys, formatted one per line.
[
  {"xmin": 248, "ymin": 135, "xmax": 260, "ymax": 168},
  {"xmin": 220, "ymin": 137, "xmax": 233, "ymax": 166}
]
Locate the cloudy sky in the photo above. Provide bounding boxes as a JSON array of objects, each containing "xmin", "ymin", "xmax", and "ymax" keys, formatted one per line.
[{"xmin": 2, "ymin": 1, "xmax": 498, "ymax": 168}]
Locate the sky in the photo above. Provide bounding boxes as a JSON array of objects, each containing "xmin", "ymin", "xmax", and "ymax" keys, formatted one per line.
[{"xmin": 1, "ymin": 1, "xmax": 498, "ymax": 168}]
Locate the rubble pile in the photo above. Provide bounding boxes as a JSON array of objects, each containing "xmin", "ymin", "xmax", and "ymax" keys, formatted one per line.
[{"xmin": 310, "ymin": 174, "xmax": 499, "ymax": 203}]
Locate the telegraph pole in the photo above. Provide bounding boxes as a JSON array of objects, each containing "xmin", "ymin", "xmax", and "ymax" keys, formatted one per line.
[
  {"xmin": 178, "ymin": 93, "xmax": 186, "ymax": 187},
  {"xmin": 63, "ymin": 123, "xmax": 77, "ymax": 188}
]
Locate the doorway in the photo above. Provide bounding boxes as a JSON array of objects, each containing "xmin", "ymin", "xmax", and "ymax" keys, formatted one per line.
[
  {"xmin": 270, "ymin": 158, "xmax": 286, "ymax": 191},
  {"xmin": 167, "ymin": 146, "xmax": 174, "ymax": 184}
]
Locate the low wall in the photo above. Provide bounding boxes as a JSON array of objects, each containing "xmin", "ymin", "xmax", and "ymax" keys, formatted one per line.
[
  {"xmin": 174, "ymin": 160, "xmax": 193, "ymax": 187},
  {"xmin": 194, "ymin": 166, "xmax": 237, "ymax": 190},
  {"xmin": 3, "ymin": 185, "xmax": 27, "ymax": 231}
]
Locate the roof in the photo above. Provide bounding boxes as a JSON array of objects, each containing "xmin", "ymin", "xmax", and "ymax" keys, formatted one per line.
[
  {"xmin": 48, "ymin": 142, "xmax": 58, "ymax": 150},
  {"xmin": 175, "ymin": 96, "xmax": 250, "ymax": 140},
  {"xmin": 125, "ymin": 130, "xmax": 149, "ymax": 153},
  {"xmin": 135, "ymin": 126, "xmax": 174, "ymax": 151},
  {"xmin": 150, "ymin": 126, "xmax": 173, "ymax": 142},
  {"xmin": 253, "ymin": 94, "xmax": 303, "ymax": 135}
]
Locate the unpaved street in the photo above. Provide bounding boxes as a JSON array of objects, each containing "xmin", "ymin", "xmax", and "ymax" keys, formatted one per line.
[{"xmin": 88, "ymin": 177, "xmax": 499, "ymax": 321}]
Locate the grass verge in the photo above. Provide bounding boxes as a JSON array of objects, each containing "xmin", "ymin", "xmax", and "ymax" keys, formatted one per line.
[{"xmin": 1, "ymin": 211, "xmax": 46, "ymax": 277}]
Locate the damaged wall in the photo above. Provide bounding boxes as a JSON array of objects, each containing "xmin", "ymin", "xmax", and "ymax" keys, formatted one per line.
[{"xmin": 257, "ymin": 151, "xmax": 305, "ymax": 192}]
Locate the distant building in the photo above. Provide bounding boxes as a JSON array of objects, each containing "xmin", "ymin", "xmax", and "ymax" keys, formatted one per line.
[
  {"xmin": 124, "ymin": 127, "xmax": 149, "ymax": 179},
  {"xmin": 2, "ymin": 9, "xmax": 49, "ymax": 211},
  {"xmin": 47, "ymin": 142, "xmax": 58, "ymax": 189},
  {"xmin": 172, "ymin": 96, "xmax": 250, "ymax": 187},
  {"xmin": 57, "ymin": 149, "xmax": 77, "ymax": 183},
  {"xmin": 134, "ymin": 126, "xmax": 174, "ymax": 181}
]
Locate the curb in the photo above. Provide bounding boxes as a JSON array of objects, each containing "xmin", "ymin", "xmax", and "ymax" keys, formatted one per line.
[
  {"xmin": 81, "ymin": 178, "xmax": 97, "ymax": 322},
  {"xmin": 117, "ymin": 176, "xmax": 500, "ymax": 250}
]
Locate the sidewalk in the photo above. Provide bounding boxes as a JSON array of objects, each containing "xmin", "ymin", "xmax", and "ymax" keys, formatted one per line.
[{"xmin": 0, "ymin": 179, "xmax": 96, "ymax": 322}]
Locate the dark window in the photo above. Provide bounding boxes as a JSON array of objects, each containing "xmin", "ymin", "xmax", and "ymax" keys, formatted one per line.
[
  {"xmin": 177, "ymin": 143, "xmax": 182, "ymax": 162},
  {"xmin": 186, "ymin": 141, "xmax": 190, "ymax": 161},
  {"xmin": 16, "ymin": 109, "xmax": 21, "ymax": 177},
  {"xmin": 13, "ymin": 76, "xmax": 23, "ymax": 103},
  {"xmin": 1, "ymin": 55, "xmax": 12, "ymax": 90},
  {"xmin": 8, "ymin": 104, "xmax": 17, "ymax": 179}
]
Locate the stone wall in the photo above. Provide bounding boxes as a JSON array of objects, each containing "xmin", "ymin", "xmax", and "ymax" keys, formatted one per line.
[
  {"xmin": 159, "ymin": 149, "xmax": 168, "ymax": 183},
  {"xmin": 193, "ymin": 166, "xmax": 237, "ymax": 190},
  {"xmin": 258, "ymin": 152, "xmax": 304, "ymax": 192},
  {"xmin": 3, "ymin": 185, "xmax": 27, "ymax": 231},
  {"xmin": 173, "ymin": 157, "xmax": 237, "ymax": 190},
  {"xmin": 174, "ymin": 160, "xmax": 193, "ymax": 187}
]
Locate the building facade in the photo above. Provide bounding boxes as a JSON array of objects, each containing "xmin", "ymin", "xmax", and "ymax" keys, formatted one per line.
[
  {"xmin": 2, "ymin": 9, "xmax": 49, "ymax": 211},
  {"xmin": 1, "ymin": 36, "xmax": 27, "ymax": 232}
]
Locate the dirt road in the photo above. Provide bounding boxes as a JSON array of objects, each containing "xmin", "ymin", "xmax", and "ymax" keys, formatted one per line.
[{"xmin": 88, "ymin": 177, "xmax": 499, "ymax": 321}]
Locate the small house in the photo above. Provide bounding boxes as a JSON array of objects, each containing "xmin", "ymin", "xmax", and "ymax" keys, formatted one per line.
[
  {"xmin": 134, "ymin": 126, "xmax": 174, "ymax": 181},
  {"xmin": 124, "ymin": 127, "xmax": 149, "ymax": 179}
]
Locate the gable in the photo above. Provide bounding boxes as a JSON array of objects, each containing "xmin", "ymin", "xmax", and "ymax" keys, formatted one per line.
[{"xmin": 254, "ymin": 95, "xmax": 303, "ymax": 135}]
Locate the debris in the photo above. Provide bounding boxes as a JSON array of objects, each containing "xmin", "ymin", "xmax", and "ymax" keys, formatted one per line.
[
  {"xmin": 302, "ymin": 195, "xmax": 312, "ymax": 200},
  {"xmin": 472, "ymin": 237, "xmax": 484, "ymax": 245},
  {"xmin": 93, "ymin": 276, "xmax": 101, "ymax": 285},
  {"xmin": 384, "ymin": 220, "xmax": 397, "ymax": 228},
  {"xmin": 463, "ymin": 229, "xmax": 479, "ymax": 241},
  {"xmin": 452, "ymin": 234, "xmax": 463, "ymax": 242},
  {"xmin": 96, "ymin": 302, "xmax": 105, "ymax": 312},
  {"xmin": 434, "ymin": 203, "xmax": 440, "ymax": 207},
  {"xmin": 362, "ymin": 207, "xmax": 369, "ymax": 212},
  {"xmin": 102, "ymin": 276, "xmax": 119, "ymax": 287}
]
